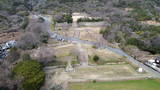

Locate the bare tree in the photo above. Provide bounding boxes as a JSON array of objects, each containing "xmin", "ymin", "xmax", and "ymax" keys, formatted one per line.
[{"xmin": 18, "ymin": 32, "xmax": 40, "ymax": 50}]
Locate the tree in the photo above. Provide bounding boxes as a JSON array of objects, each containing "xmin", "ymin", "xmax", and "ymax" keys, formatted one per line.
[
  {"xmin": 149, "ymin": 36, "xmax": 160, "ymax": 54},
  {"xmin": 64, "ymin": 14, "xmax": 73, "ymax": 23},
  {"xmin": 30, "ymin": 23, "xmax": 49, "ymax": 44},
  {"xmin": 40, "ymin": 32, "xmax": 49, "ymax": 43},
  {"xmin": 21, "ymin": 17, "xmax": 29, "ymax": 29},
  {"xmin": 55, "ymin": 14, "xmax": 73, "ymax": 23},
  {"xmin": 13, "ymin": 60, "xmax": 45, "ymax": 90},
  {"xmin": 18, "ymin": 32, "xmax": 39, "ymax": 50}
]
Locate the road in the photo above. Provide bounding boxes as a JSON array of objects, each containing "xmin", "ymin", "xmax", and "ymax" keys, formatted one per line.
[{"xmin": 39, "ymin": 15, "xmax": 160, "ymax": 78}]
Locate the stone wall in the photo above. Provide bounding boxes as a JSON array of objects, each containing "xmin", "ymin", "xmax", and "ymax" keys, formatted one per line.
[
  {"xmin": 55, "ymin": 23, "xmax": 72, "ymax": 31},
  {"xmin": 77, "ymin": 21, "xmax": 109, "ymax": 27}
]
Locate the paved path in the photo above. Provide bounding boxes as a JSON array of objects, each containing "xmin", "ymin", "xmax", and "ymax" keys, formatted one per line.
[{"xmin": 38, "ymin": 15, "xmax": 160, "ymax": 78}]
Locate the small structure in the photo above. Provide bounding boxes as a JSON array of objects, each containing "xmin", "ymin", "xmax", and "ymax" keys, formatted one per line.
[
  {"xmin": 65, "ymin": 61, "xmax": 75, "ymax": 72},
  {"xmin": 138, "ymin": 68, "xmax": 144, "ymax": 73},
  {"xmin": 72, "ymin": 12, "xmax": 90, "ymax": 22}
]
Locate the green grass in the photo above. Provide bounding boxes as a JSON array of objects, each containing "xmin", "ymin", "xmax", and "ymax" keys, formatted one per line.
[
  {"xmin": 69, "ymin": 79, "xmax": 160, "ymax": 90},
  {"xmin": 89, "ymin": 55, "xmax": 126, "ymax": 65},
  {"xmin": 50, "ymin": 22, "xmax": 55, "ymax": 31}
]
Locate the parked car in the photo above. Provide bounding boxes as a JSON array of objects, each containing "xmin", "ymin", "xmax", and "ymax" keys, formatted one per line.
[
  {"xmin": 145, "ymin": 59, "xmax": 160, "ymax": 72},
  {"xmin": 0, "ymin": 40, "xmax": 17, "ymax": 60},
  {"xmin": 155, "ymin": 56, "xmax": 160, "ymax": 67}
]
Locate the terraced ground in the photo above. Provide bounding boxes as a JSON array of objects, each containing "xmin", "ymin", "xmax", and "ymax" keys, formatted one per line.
[
  {"xmin": 69, "ymin": 79, "xmax": 160, "ymax": 90},
  {"xmin": 65, "ymin": 64, "xmax": 150, "ymax": 81},
  {"xmin": 42, "ymin": 44, "xmax": 151, "ymax": 90}
]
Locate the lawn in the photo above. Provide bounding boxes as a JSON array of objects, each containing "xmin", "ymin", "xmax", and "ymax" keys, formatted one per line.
[
  {"xmin": 67, "ymin": 64, "xmax": 148, "ymax": 79},
  {"xmin": 69, "ymin": 79, "xmax": 160, "ymax": 90}
]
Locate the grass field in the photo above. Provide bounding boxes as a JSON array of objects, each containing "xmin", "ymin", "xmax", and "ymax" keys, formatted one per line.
[
  {"xmin": 69, "ymin": 79, "xmax": 160, "ymax": 90},
  {"xmin": 66, "ymin": 64, "xmax": 150, "ymax": 80}
]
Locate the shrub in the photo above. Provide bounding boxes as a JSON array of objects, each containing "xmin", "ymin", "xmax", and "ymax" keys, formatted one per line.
[
  {"xmin": 77, "ymin": 18, "xmax": 103, "ymax": 22},
  {"xmin": 71, "ymin": 60, "xmax": 79, "ymax": 65},
  {"xmin": 18, "ymin": 32, "xmax": 39, "ymax": 50},
  {"xmin": 126, "ymin": 38, "xmax": 148, "ymax": 50},
  {"xmin": 147, "ymin": 25, "xmax": 160, "ymax": 34},
  {"xmin": 13, "ymin": 60, "xmax": 45, "ymax": 90},
  {"xmin": 135, "ymin": 31, "xmax": 144, "ymax": 35},
  {"xmin": 93, "ymin": 55, "xmax": 100, "ymax": 62},
  {"xmin": 99, "ymin": 27, "xmax": 110, "ymax": 35},
  {"xmin": 92, "ymin": 45, "xmax": 97, "ymax": 49},
  {"xmin": 115, "ymin": 31, "xmax": 126, "ymax": 43},
  {"xmin": 126, "ymin": 38, "xmax": 160, "ymax": 54},
  {"xmin": 147, "ymin": 45, "xmax": 160, "ymax": 54},
  {"xmin": 131, "ymin": 8, "xmax": 152, "ymax": 21},
  {"xmin": 148, "ymin": 36, "xmax": 160, "ymax": 54},
  {"xmin": 92, "ymin": 80, "xmax": 97, "ymax": 83},
  {"xmin": 40, "ymin": 32, "xmax": 49, "ymax": 43},
  {"xmin": 64, "ymin": 14, "xmax": 73, "ymax": 23},
  {"xmin": 6, "ymin": 47, "xmax": 20, "ymax": 62},
  {"xmin": 99, "ymin": 29, "xmax": 106, "ymax": 35},
  {"xmin": 17, "ymin": 11, "xmax": 29, "ymax": 16},
  {"xmin": 21, "ymin": 53, "xmax": 31, "ymax": 61},
  {"xmin": 56, "ymin": 14, "xmax": 73, "ymax": 23},
  {"xmin": 129, "ymin": 23, "xmax": 142, "ymax": 31},
  {"xmin": 21, "ymin": 17, "xmax": 29, "ymax": 29}
]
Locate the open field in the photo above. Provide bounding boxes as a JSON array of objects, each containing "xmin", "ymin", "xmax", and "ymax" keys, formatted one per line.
[
  {"xmin": 47, "ymin": 64, "xmax": 151, "ymax": 84},
  {"xmin": 54, "ymin": 43, "xmax": 128, "ymax": 65},
  {"xmin": 83, "ymin": 44, "xmax": 127, "ymax": 65},
  {"xmin": 57, "ymin": 26, "xmax": 106, "ymax": 42},
  {"xmin": 43, "ymin": 64, "xmax": 151, "ymax": 90},
  {"xmin": 66, "ymin": 64, "xmax": 150, "ymax": 81},
  {"xmin": 31, "ymin": 43, "xmax": 126, "ymax": 65},
  {"xmin": 69, "ymin": 79, "xmax": 160, "ymax": 90}
]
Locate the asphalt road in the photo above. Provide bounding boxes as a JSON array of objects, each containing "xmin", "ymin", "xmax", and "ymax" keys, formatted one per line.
[{"xmin": 39, "ymin": 15, "xmax": 160, "ymax": 78}]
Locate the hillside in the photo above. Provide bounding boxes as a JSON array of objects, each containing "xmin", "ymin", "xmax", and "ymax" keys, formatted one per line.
[{"xmin": 0, "ymin": 0, "xmax": 160, "ymax": 30}]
